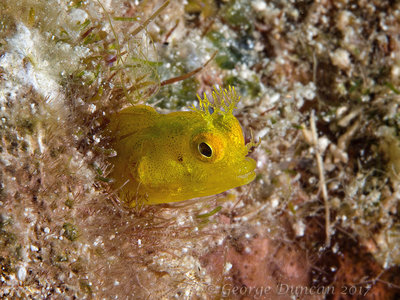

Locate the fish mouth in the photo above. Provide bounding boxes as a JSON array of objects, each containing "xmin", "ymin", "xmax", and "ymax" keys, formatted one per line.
[
  {"xmin": 237, "ymin": 170, "xmax": 256, "ymax": 183},
  {"xmin": 236, "ymin": 157, "xmax": 257, "ymax": 183}
]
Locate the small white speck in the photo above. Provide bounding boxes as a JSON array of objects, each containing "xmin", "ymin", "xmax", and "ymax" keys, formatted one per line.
[
  {"xmin": 336, "ymin": 106, "xmax": 348, "ymax": 118},
  {"xmin": 269, "ymin": 93, "xmax": 280, "ymax": 104},
  {"xmin": 44, "ymin": 227, "xmax": 50, "ymax": 233},
  {"xmin": 88, "ymin": 104, "xmax": 96, "ymax": 113},
  {"xmin": 252, "ymin": 0, "xmax": 267, "ymax": 12},
  {"xmin": 224, "ymin": 262, "xmax": 232, "ymax": 273},
  {"xmin": 69, "ymin": 8, "xmax": 89, "ymax": 25},
  {"xmin": 93, "ymin": 135, "xmax": 100, "ymax": 144},
  {"xmin": 303, "ymin": 87, "xmax": 315, "ymax": 100},
  {"xmin": 293, "ymin": 220, "xmax": 306, "ymax": 237},
  {"xmin": 17, "ymin": 266, "xmax": 27, "ymax": 281},
  {"xmin": 256, "ymin": 127, "xmax": 269, "ymax": 140},
  {"xmin": 270, "ymin": 197, "xmax": 279, "ymax": 208},
  {"xmin": 330, "ymin": 48, "xmax": 351, "ymax": 70},
  {"xmin": 256, "ymin": 160, "xmax": 264, "ymax": 168},
  {"xmin": 391, "ymin": 65, "xmax": 400, "ymax": 79},
  {"xmin": 30, "ymin": 245, "xmax": 39, "ymax": 252},
  {"xmin": 318, "ymin": 137, "xmax": 330, "ymax": 154},
  {"xmin": 93, "ymin": 237, "xmax": 102, "ymax": 246},
  {"xmin": 138, "ymin": 239, "xmax": 142, "ymax": 246}
]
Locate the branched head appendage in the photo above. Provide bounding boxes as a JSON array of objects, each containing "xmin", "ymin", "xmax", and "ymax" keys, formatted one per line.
[
  {"xmin": 246, "ymin": 128, "xmax": 261, "ymax": 153},
  {"xmin": 190, "ymin": 86, "xmax": 241, "ymax": 119},
  {"xmin": 191, "ymin": 86, "xmax": 260, "ymax": 153}
]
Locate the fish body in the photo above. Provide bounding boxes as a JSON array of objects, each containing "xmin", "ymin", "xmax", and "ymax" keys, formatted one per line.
[{"xmin": 107, "ymin": 87, "xmax": 256, "ymax": 206}]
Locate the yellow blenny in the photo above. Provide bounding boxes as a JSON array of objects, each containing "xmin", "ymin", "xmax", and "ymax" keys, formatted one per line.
[{"xmin": 107, "ymin": 86, "xmax": 257, "ymax": 206}]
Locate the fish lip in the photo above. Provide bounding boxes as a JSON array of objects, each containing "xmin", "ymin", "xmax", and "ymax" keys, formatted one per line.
[
  {"xmin": 237, "ymin": 170, "xmax": 256, "ymax": 181},
  {"xmin": 237, "ymin": 157, "xmax": 256, "ymax": 180},
  {"xmin": 227, "ymin": 157, "xmax": 256, "ymax": 184}
]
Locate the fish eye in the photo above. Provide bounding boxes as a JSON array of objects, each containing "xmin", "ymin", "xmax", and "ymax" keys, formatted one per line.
[
  {"xmin": 192, "ymin": 132, "xmax": 224, "ymax": 162},
  {"xmin": 198, "ymin": 142, "xmax": 212, "ymax": 158}
]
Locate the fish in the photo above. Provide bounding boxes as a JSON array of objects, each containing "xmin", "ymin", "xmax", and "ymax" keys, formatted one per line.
[{"xmin": 107, "ymin": 86, "xmax": 257, "ymax": 206}]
